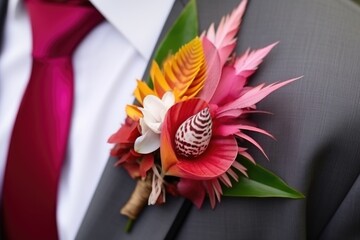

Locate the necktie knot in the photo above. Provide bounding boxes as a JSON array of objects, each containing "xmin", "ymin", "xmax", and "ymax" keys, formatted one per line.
[{"xmin": 26, "ymin": 0, "xmax": 104, "ymax": 58}]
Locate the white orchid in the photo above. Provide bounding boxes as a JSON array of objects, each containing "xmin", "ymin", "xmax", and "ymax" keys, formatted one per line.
[{"xmin": 134, "ymin": 91, "xmax": 175, "ymax": 154}]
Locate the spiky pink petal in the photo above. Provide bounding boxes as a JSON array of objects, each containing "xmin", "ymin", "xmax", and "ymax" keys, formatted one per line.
[
  {"xmin": 219, "ymin": 173, "xmax": 232, "ymax": 187},
  {"xmin": 204, "ymin": 23, "xmax": 216, "ymax": 43},
  {"xmin": 234, "ymin": 42, "xmax": 278, "ymax": 78},
  {"xmin": 217, "ymin": 77, "xmax": 300, "ymax": 114},
  {"xmin": 236, "ymin": 132, "xmax": 269, "ymax": 160},
  {"xmin": 215, "ymin": 122, "xmax": 275, "ymax": 139},
  {"xmin": 203, "ymin": 0, "xmax": 248, "ymax": 65},
  {"xmin": 232, "ymin": 160, "xmax": 248, "ymax": 177},
  {"xmin": 242, "ymin": 109, "xmax": 273, "ymax": 115},
  {"xmin": 237, "ymin": 125, "xmax": 275, "ymax": 139},
  {"xmin": 238, "ymin": 149, "xmax": 256, "ymax": 164},
  {"xmin": 226, "ymin": 168, "xmax": 239, "ymax": 181},
  {"xmin": 216, "ymin": 108, "xmax": 243, "ymax": 119},
  {"xmin": 212, "ymin": 179, "xmax": 223, "ymax": 202},
  {"xmin": 204, "ymin": 181, "xmax": 216, "ymax": 208}
]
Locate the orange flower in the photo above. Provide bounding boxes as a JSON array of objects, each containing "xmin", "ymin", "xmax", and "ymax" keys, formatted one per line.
[{"xmin": 126, "ymin": 37, "xmax": 207, "ymax": 120}]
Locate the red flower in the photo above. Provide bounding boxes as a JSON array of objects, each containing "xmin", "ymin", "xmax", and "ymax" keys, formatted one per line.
[{"xmin": 108, "ymin": 117, "xmax": 153, "ymax": 179}]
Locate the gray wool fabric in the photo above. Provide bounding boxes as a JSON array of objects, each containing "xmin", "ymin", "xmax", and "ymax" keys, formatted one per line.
[
  {"xmin": 1, "ymin": 0, "xmax": 359, "ymax": 239},
  {"xmin": 76, "ymin": 0, "xmax": 360, "ymax": 239}
]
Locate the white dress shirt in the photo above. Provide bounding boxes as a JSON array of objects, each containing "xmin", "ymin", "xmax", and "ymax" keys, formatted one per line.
[{"xmin": 0, "ymin": 0, "xmax": 175, "ymax": 239}]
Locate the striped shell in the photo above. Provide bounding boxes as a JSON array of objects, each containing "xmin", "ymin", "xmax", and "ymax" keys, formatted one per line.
[{"xmin": 174, "ymin": 108, "xmax": 212, "ymax": 158}]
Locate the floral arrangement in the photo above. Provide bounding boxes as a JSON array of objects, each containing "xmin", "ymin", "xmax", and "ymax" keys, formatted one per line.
[{"xmin": 108, "ymin": 0, "xmax": 303, "ymax": 231}]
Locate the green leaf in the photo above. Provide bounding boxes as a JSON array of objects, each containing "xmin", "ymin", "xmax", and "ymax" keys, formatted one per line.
[
  {"xmin": 223, "ymin": 156, "xmax": 305, "ymax": 199},
  {"xmin": 153, "ymin": 0, "xmax": 198, "ymax": 65},
  {"xmin": 147, "ymin": 0, "xmax": 198, "ymax": 87}
]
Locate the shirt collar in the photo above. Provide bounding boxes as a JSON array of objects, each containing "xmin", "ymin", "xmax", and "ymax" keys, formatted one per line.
[
  {"xmin": 90, "ymin": 0, "xmax": 175, "ymax": 60},
  {"xmin": 10, "ymin": 0, "xmax": 175, "ymax": 60}
]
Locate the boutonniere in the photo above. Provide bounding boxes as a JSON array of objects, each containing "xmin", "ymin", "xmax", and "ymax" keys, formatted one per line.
[{"xmin": 109, "ymin": 0, "xmax": 304, "ymax": 232}]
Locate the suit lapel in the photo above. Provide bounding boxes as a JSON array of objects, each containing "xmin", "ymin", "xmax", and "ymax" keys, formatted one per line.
[
  {"xmin": 306, "ymin": 122, "xmax": 360, "ymax": 239},
  {"xmin": 75, "ymin": 1, "xmax": 188, "ymax": 239},
  {"xmin": 0, "ymin": 0, "xmax": 8, "ymax": 54}
]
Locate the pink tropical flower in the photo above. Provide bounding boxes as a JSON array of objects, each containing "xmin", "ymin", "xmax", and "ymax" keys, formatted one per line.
[
  {"xmin": 160, "ymin": 73, "xmax": 297, "ymax": 207},
  {"xmin": 160, "ymin": 98, "xmax": 238, "ymax": 180}
]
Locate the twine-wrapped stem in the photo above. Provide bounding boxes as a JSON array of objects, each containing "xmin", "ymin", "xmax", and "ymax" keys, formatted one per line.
[{"xmin": 120, "ymin": 173, "xmax": 152, "ymax": 230}]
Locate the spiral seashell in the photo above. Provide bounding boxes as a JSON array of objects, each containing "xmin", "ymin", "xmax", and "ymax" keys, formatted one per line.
[{"xmin": 175, "ymin": 108, "xmax": 212, "ymax": 158}]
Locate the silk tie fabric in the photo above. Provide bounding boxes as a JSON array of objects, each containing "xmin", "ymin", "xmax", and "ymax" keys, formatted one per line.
[{"xmin": 2, "ymin": 1, "xmax": 103, "ymax": 239}]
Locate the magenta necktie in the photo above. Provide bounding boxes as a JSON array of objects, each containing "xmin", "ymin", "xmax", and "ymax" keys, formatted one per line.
[{"xmin": 2, "ymin": 1, "xmax": 103, "ymax": 239}]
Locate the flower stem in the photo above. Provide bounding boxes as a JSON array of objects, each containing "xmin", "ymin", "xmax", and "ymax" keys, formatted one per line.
[
  {"xmin": 120, "ymin": 173, "xmax": 152, "ymax": 232},
  {"xmin": 124, "ymin": 219, "xmax": 135, "ymax": 233}
]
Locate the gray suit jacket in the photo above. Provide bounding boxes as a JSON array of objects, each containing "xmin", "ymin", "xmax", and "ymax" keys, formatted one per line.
[{"xmin": 1, "ymin": 0, "xmax": 360, "ymax": 239}]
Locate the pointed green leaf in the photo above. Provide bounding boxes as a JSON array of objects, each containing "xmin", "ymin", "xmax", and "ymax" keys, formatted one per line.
[
  {"xmin": 223, "ymin": 156, "xmax": 305, "ymax": 199},
  {"xmin": 153, "ymin": 0, "xmax": 198, "ymax": 65},
  {"xmin": 147, "ymin": 0, "xmax": 198, "ymax": 88}
]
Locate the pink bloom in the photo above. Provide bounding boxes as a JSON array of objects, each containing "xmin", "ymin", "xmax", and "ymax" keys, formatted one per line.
[{"xmin": 160, "ymin": 98, "xmax": 238, "ymax": 180}]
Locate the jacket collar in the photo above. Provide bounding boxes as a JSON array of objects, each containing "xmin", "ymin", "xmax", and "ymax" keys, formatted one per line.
[{"xmin": 90, "ymin": 0, "xmax": 175, "ymax": 59}]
